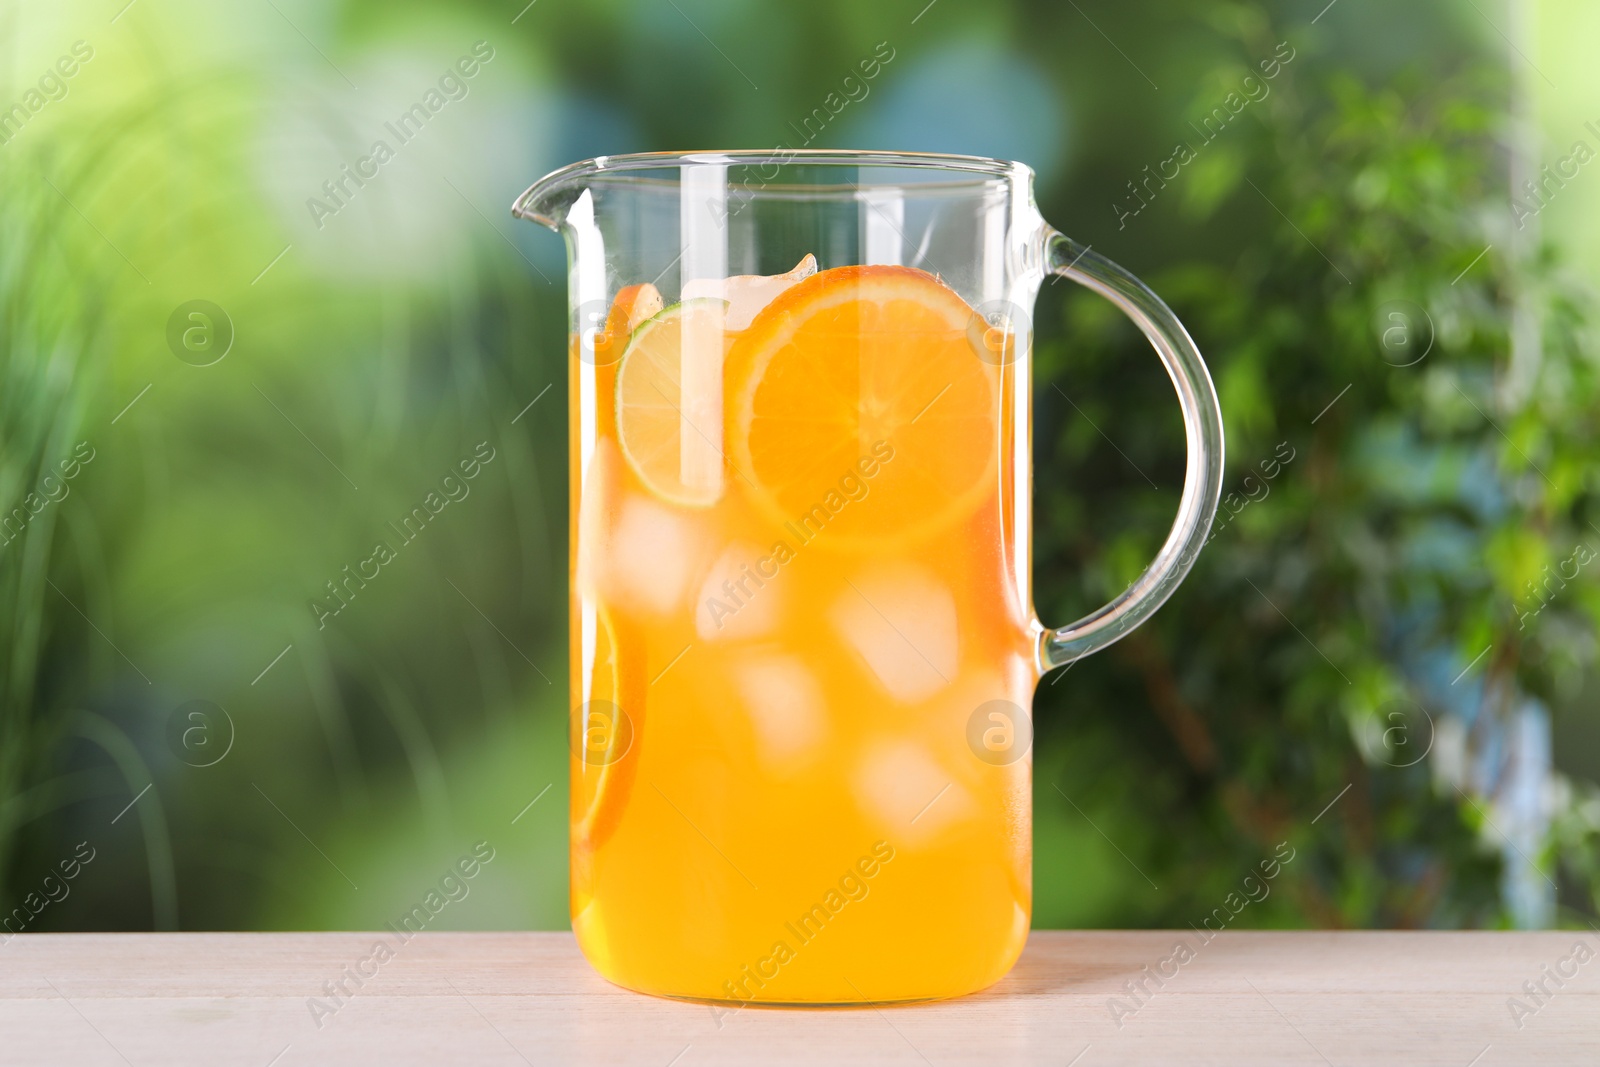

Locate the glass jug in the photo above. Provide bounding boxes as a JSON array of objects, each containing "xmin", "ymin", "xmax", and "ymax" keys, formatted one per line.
[{"xmin": 512, "ymin": 150, "xmax": 1223, "ymax": 1005}]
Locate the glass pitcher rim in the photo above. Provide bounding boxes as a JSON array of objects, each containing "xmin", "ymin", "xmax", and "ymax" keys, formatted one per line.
[{"xmin": 511, "ymin": 149, "xmax": 1033, "ymax": 224}]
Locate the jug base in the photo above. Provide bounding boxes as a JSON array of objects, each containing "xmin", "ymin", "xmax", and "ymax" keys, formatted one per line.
[
  {"xmin": 572, "ymin": 896, "xmax": 1031, "ymax": 1005},
  {"xmin": 578, "ymin": 944, "xmax": 1022, "ymax": 1007},
  {"xmin": 606, "ymin": 976, "xmax": 1005, "ymax": 1009}
]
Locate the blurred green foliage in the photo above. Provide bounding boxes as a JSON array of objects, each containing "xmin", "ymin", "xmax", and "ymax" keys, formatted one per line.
[
  {"xmin": 1033, "ymin": 12, "xmax": 1600, "ymax": 928},
  {"xmin": 2, "ymin": 0, "xmax": 1597, "ymax": 935}
]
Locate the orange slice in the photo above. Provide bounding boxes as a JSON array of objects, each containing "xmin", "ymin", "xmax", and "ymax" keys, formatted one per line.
[
  {"xmin": 590, "ymin": 283, "xmax": 664, "ymax": 367},
  {"xmin": 614, "ymin": 299, "xmax": 731, "ymax": 507},
  {"xmin": 572, "ymin": 605, "xmax": 643, "ymax": 855},
  {"xmin": 725, "ymin": 265, "xmax": 998, "ymax": 548}
]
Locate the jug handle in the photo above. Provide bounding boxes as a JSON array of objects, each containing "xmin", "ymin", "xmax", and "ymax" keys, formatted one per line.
[{"xmin": 1037, "ymin": 231, "xmax": 1225, "ymax": 670}]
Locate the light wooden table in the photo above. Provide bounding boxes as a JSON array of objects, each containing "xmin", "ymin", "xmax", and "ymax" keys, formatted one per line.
[{"xmin": 2, "ymin": 931, "xmax": 1595, "ymax": 1065}]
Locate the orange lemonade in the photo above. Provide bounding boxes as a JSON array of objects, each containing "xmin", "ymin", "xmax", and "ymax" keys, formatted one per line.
[{"xmin": 570, "ymin": 261, "xmax": 1037, "ymax": 1003}]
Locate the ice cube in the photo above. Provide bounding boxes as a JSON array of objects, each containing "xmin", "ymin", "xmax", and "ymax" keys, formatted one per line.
[
  {"xmin": 854, "ymin": 739, "xmax": 975, "ymax": 842},
  {"xmin": 695, "ymin": 542, "xmax": 781, "ymax": 640},
  {"xmin": 682, "ymin": 254, "xmax": 817, "ymax": 331},
  {"xmin": 603, "ymin": 493, "xmax": 701, "ymax": 616},
  {"xmin": 732, "ymin": 655, "xmax": 826, "ymax": 771},
  {"xmin": 829, "ymin": 562, "xmax": 957, "ymax": 704}
]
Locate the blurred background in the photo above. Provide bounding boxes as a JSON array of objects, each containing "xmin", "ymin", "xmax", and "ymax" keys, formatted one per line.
[{"xmin": 4, "ymin": 0, "xmax": 1599, "ymax": 936}]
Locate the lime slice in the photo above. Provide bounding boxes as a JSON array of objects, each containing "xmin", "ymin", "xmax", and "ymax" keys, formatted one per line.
[{"xmin": 615, "ymin": 299, "xmax": 730, "ymax": 507}]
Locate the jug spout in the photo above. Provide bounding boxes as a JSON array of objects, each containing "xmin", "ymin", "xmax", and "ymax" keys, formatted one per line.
[{"xmin": 510, "ymin": 158, "xmax": 594, "ymax": 231}]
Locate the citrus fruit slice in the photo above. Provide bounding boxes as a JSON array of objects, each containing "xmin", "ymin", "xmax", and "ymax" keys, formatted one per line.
[
  {"xmin": 725, "ymin": 265, "xmax": 998, "ymax": 548},
  {"xmin": 591, "ymin": 283, "xmax": 664, "ymax": 367},
  {"xmin": 615, "ymin": 299, "xmax": 730, "ymax": 507},
  {"xmin": 572, "ymin": 604, "xmax": 643, "ymax": 855}
]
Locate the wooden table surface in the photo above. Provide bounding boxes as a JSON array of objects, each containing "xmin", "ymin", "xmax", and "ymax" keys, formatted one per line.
[{"xmin": 2, "ymin": 931, "xmax": 1595, "ymax": 1065}]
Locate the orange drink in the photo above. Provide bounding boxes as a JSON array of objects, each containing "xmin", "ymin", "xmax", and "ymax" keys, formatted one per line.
[
  {"xmin": 571, "ymin": 263, "xmax": 1036, "ymax": 1003},
  {"xmin": 518, "ymin": 150, "xmax": 1223, "ymax": 1007}
]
